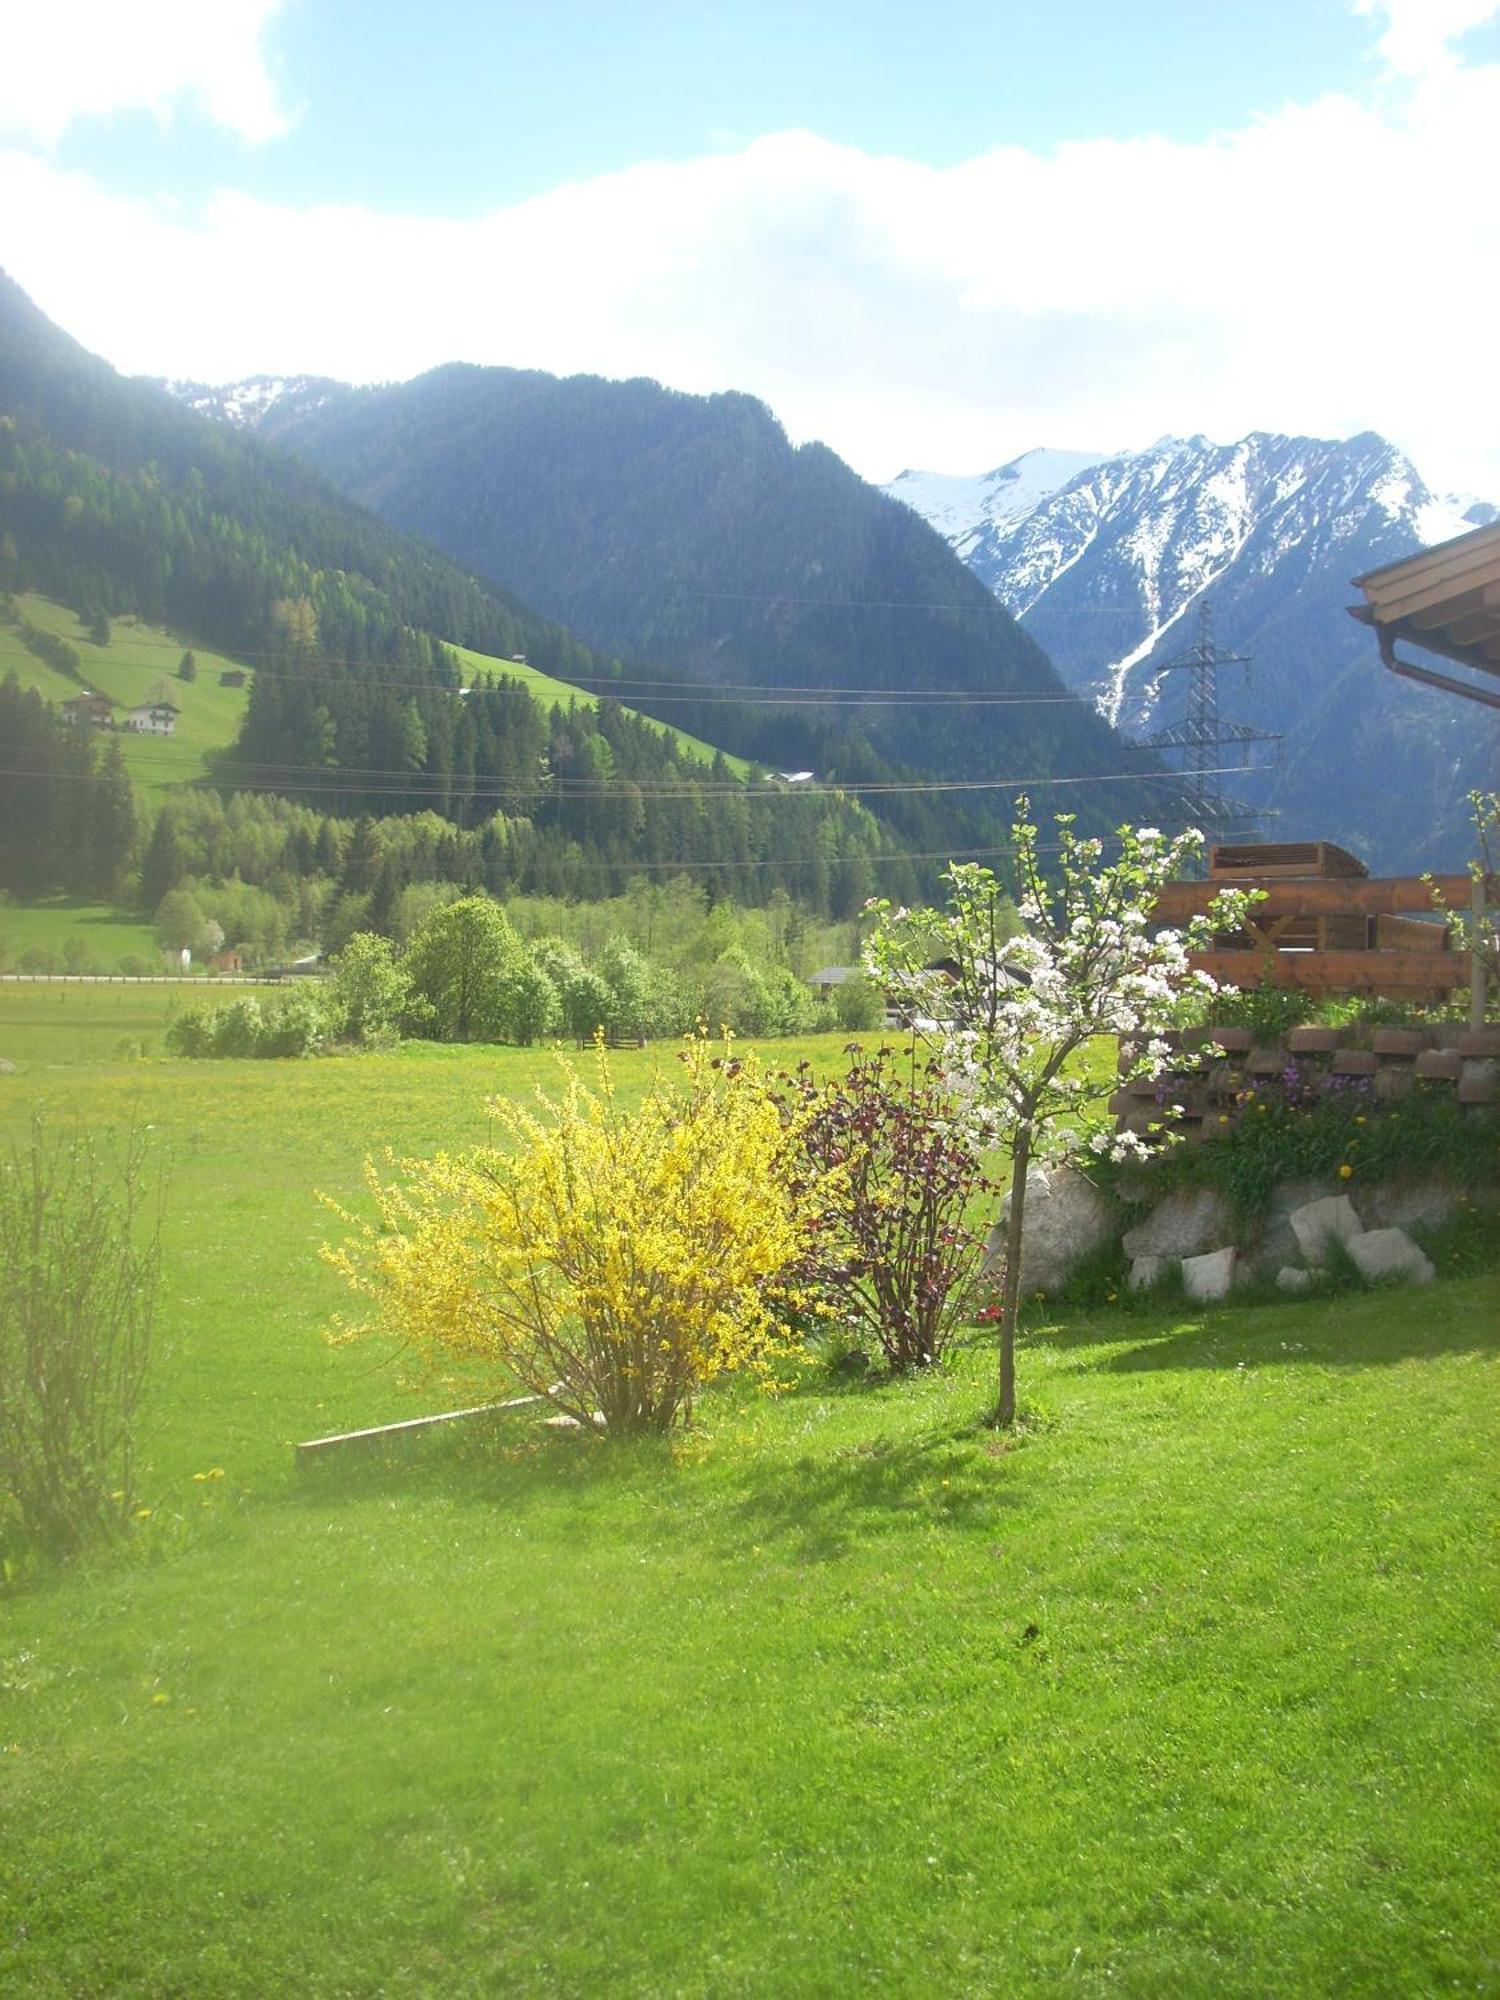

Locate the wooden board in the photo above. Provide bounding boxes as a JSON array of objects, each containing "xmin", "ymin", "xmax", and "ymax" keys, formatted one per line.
[
  {"xmin": 1153, "ymin": 875, "xmax": 1474, "ymax": 920},
  {"xmin": 1189, "ymin": 949, "xmax": 1472, "ymax": 997}
]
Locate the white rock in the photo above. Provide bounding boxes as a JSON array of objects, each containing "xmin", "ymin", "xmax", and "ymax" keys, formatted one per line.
[
  {"xmin": 1122, "ymin": 1187, "xmax": 1234, "ymax": 1261},
  {"xmin": 983, "ymin": 1166, "xmax": 1113, "ymax": 1298},
  {"xmin": 1181, "ymin": 1245, "xmax": 1237, "ymax": 1302},
  {"xmin": 1129, "ymin": 1254, "xmax": 1166, "ymax": 1291},
  {"xmin": 1289, "ymin": 1194, "xmax": 1363, "ymax": 1263},
  {"xmin": 1346, "ymin": 1227, "xmax": 1435, "ymax": 1286},
  {"xmin": 1276, "ymin": 1266, "xmax": 1316, "ymax": 1294}
]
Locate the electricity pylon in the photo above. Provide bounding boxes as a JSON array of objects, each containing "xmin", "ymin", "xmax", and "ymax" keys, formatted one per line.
[{"xmin": 1142, "ymin": 601, "xmax": 1280, "ymax": 838}]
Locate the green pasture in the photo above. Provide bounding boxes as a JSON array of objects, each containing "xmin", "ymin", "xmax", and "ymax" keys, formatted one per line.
[
  {"xmin": 0, "ymin": 976, "xmax": 262, "ymax": 1063},
  {"xmin": 0, "ymin": 898, "xmax": 164, "ymax": 976},
  {"xmin": 0, "ymin": 995, "xmax": 1496, "ymax": 1997},
  {"xmin": 1, "ymin": 595, "xmax": 252, "ymax": 808}
]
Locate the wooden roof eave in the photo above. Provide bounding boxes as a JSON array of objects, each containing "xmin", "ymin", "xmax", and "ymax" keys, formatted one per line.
[{"xmin": 1347, "ymin": 606, "xmax": 1500, "ymax": 711}]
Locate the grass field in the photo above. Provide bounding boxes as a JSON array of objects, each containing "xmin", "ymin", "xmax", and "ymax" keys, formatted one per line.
[
  {"xmin": 0, "ymin": 994, "xmax": 1496, "ymax": 1996},
  {"xmin": 0, "ymin": 899, "xmax": 166, "ymax": 975}
]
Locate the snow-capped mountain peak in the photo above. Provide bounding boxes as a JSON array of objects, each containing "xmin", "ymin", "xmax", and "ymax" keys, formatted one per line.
[{"xmin": 881, "ymin": 429, "xmax": 1499, "ymax": 871}]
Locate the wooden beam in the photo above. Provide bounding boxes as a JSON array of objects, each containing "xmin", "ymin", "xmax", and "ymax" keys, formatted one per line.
[
  {"xmin": 295, "ymin": 1394, "xmax": 545, "ymax": 1464},
  {"xmin": 1188, "ymin": 949, "xmax": 1472, "ymax": 995},
  {"xmin": 1152, "ymin": 875, "xmax": 1473, "ymax": 920}
]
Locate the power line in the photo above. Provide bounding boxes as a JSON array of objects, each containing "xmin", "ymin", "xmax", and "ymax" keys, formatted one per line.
[
  {"xmin": 24, "ymin": 643, "xmax": 1154, "ymax": 711},
  {"xmin": 0, "ymin": 754, "xmax": 1211, "ymax": 802}
]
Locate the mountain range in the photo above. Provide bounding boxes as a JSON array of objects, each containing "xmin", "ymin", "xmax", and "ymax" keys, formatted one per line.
[
  {"xmin": 163, "ymin": 364, "xmax": 1161, "ymax": 844},
  {"xmin": 883, "ymin": 434, "xmax": 1498, "ymax": 871}
]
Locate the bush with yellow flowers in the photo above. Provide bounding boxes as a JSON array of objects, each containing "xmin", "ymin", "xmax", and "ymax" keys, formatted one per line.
[{"xmin": 323, "ymin": 1039, "xmax": 818, "ymax": 1435}]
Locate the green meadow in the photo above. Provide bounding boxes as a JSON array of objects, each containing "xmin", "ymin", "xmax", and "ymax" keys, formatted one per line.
[
  {"xmin": 0, "ymin": 899, "xmax": 165, "ymax": 974},
  {"xmin": 0, "ymin": 990, "xmax": 1496, "ymax": 1997},
  {"xmin": 0, "ymin": 595, "xmax": 254, "ymax": 810}
]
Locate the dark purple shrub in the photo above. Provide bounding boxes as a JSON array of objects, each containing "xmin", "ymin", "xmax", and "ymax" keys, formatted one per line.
[{"xmin": 774, "ymin": 1046, "xmax": 995, "ymax": 1373}]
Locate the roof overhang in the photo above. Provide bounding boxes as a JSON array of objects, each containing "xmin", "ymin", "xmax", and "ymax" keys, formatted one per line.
[{"xmin": 1349, "ymin": 519, "xmax": 1500, "ymax": 711}]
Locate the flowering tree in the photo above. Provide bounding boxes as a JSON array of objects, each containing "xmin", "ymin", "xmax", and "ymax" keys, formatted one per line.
[{"xmin": 867, "ymin": 804, "xmax": 1253, "ymax": 1426}]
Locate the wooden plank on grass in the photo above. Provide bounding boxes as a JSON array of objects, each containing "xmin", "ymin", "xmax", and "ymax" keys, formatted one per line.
[{"xmin": 295, "ymin": 1394, "xmax": 543, "ymax": 1465}]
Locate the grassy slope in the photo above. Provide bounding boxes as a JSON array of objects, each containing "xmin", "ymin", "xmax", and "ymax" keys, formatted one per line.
[
  {"xmin": 0, "ymin": 594, "xmax": 252, "ymax": 810},
  {"xmin": 0, "ymin": 1005, "xmax": 1495, "ymax": 1997},
  {"xmin": 1, "ymin": 594, "xmax": 751, "ymax": 815},
  {"xmin": 447, "ymin": 639, "xmax": 753, "ymax": 774}
]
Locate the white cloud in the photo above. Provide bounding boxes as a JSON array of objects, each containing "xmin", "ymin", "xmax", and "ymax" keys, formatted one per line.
[
  {"xmin": 1354, "ymin": 0, "xmax": 1500, "ymax": 78},
  {"xmin": 0, "ymin": 0, "xmax": 291, "ymax": 147},
  {"xmin": 0, "ymin": 1, "xmax": 1496, "ymax": 497}
]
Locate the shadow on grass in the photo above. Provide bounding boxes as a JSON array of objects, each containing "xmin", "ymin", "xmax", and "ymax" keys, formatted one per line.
[
  {"xmin": 1071, "ymin": 1277, "xmax": 1500, "ymax": 1377},
  {"xmin": 719, "ymin": 1412, "xmax": 1023, "ymax": 1564}
]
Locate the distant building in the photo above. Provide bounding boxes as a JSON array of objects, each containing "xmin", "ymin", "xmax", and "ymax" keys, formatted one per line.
[
  {"xmin": 809, "ymin": 966, "xmax": 856, "ymax": 993},
  {"xmin": 60, "ymin": 692, "xmax": 116, "ymax": 728},
  {"xmin": 124, "ymin": 697, "xmax": 180, "ymax": 736},
  {"xmin": 218, "ymin": 669, "xmax": 247, "ymax": 688},
  {"xmin": 210, "ymin": 949, "xmax": 244, "ymax": 973}
]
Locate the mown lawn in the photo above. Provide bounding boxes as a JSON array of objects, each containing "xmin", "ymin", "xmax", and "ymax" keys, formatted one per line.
[{"xmin": 0, "ymin": 1005, "xmax": 1496, "ymax": 1997}]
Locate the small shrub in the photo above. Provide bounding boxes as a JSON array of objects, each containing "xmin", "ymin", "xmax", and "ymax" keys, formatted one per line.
[
  {"xmin": 0, "ymin": 1119, "xmax": 162, "ymax": 1569},
  {"xmin": 329, "ymin": 933, "xmax": 409, "ymax": 1048},
  {"xmin": 165, "ymin": 991, "xmax": 330, "ymax": 1059},
  {"xmin": 1210, "ymin": 978, "xmax": 1315, "ymax": 1041},
  {"xmin": 324, "ymin": 1038, "xmax": 818, "ymax": 1435},
  {"xmin": 773, "ymin": 1044, "xmax": 995, "ymax": 1372}
]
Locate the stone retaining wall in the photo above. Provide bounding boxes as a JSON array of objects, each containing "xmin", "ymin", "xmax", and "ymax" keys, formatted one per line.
[{"xmin": 1112, "ymin": 1024, "xmax": 1500, "ymax": 1143}]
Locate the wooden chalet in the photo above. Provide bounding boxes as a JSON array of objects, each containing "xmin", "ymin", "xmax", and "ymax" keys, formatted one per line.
[
  {"xmin": 1349, "ymin": 517, "xmax": 1500, "ymax": 711},
  {"xmin": 60, "ymin": 691, "xmax": 116, "ymax": 728},
  {"xmin": 1153, "ymin": 840, "xmax": 1481, "ymax": 1009}
]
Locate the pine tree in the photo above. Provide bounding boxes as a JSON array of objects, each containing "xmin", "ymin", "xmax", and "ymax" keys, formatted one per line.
[
  {"xmin": 178, "ymin": 650, "xmax": 197, "ymax": 682},
  {"xmin": 140, "ymin": 807, "xmax": 184, "ymax": 910},
  {"xmin": 341, "ymin": 815, "xmax": 384, "ymax": 894},
  {"xmin": 87, "ymin": 735, "xmax": 137, "ymax": 899}
]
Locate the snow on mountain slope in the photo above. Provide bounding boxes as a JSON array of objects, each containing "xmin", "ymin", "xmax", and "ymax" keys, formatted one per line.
[
  {"xmin": 157, "ymin": 374, "xmax": 343, "ymax": 431},
  {"xmin": 884, "ymin": 448, "xmax": 1103, "ymax": 549},
  {"xmin": 883, "ymin": 431, "xmax": 1499, "ymax": 871}
]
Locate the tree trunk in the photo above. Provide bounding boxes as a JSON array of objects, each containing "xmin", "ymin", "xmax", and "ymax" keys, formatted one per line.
[{"xmin": 996, "ymin": 1125, "xmax": 1031, "ymax": 1428}]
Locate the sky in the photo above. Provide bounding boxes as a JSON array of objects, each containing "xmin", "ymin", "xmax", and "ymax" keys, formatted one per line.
[{"xmin": 1, "ymin": 0, "xmax": 1497, "ymax": 494}]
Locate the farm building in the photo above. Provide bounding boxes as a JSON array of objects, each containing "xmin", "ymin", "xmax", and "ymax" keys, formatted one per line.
[
  {"xmin": 219, "ymin": 669, "xmax": 247, "ymax": 688},
  {"xmin": 60, "ymin": 691, "xmax": 116, "ymax": 727},
  {"xmin": 124, "ymin": 696, "xmax": 180, "ymax": 736}
]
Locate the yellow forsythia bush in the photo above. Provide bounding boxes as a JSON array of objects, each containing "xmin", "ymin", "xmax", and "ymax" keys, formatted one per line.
[{"xmin": 323, "ymin": 1039, "xmax": 817, "ymax": 1434}]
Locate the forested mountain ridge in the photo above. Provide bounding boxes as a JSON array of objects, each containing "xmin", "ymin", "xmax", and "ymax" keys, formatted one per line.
[
  {"xmin": 168, "ymin": 362, "xmax": 1164, "ymax": 833},
  {"xmin": 0, "ymin": 273, "xmax": 905, "ymax": 914},
  {"xmin": 883, "ymin": 432, "xmax": 1500, "ymax": 871}
]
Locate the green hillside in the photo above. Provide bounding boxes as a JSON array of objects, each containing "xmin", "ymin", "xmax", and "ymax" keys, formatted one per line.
[
  {"xmin": 0, "ymin": 595, "xmax": 251, "ymax": 808},
  {"xmin": 447, "ymin": 639, "xmax": 751, "ymax": 775},
  {"xmin": 0, "ymin": 594, "xmax": 753, "ymax": 807}
]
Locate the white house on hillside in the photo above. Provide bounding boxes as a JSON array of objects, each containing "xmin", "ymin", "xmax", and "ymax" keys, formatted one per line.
[{"xmin": 124, "ymin": 696, "xmax": 180, "ymax": 736}]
